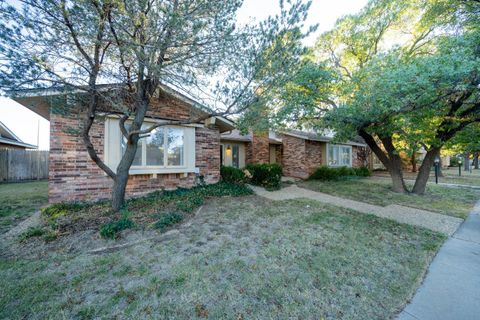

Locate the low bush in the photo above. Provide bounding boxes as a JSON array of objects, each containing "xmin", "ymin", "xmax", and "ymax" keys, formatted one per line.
[
  {"xmin": 354, "ymin": 166, "xmax": 372, "ymax": 177},
  {"xmin": 449, "ymin": 156, "xmax": 460, "ymax": 167},
  {"xmin": 100, "ymin": 212, "xmax": 134, "ymax": 239},
  {"xmin": 309, "ymin": 166, "xmax": 371, "ymax": 180},
  {"xmin": 245, "ymin": 163, "xmax": 282, "ymax": 190},
  {"xmin": 309, "ymin": 166, "xmax": 341, "ymax": 180},
  {"xmin": 154, "ymin": 212, "xmax": 184, "ymax": 231},
  {"xmin": 175, "ymin": 194, "xmax": 204, "ymax": 213},
  {"xmin": 220, "ymin": 166, "xmax": 246, "ymax": 184}
]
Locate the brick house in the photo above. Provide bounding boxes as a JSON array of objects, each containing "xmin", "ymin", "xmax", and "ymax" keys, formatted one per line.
[
  {"xmin": 13, "ymin": 85, "xmax": 234, "ymax": 203},
  {"xmin": 220, "ymin": 129, "xmax": 369, "ymax": 179},
  {"xmin": 0, "ymin": 121, "xmax": 37, "ymax": 150}
]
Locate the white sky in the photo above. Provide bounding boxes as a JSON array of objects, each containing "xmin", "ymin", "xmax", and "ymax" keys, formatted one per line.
[{"xmin": 0, "ymin": 0, "xmax": 367, "ymax": 150}]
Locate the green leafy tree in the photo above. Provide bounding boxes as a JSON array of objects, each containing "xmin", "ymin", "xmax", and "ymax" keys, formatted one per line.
[
  {"xmin": 0, "ymin": 0, "xmax": 314, "ymax": 211},
  {"xmin": 258, "ymin": 0, "xmax": 480, "ymax": 194}
]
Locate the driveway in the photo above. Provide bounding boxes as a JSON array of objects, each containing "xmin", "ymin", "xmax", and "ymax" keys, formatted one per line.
[{"xmin": 398, "ymin": 201, "xmax": 480, "ymax": 320}]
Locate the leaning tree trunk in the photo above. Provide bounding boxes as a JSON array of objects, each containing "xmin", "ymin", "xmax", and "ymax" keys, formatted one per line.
[
  {"xmin": 389, "ymin": 167, "xmax": 407, "ymax": 192},
  {"xmin": 412, "ymin": 147, "xmax": 440, "ymax": 195},
  {"xmin": 411, "ymin": 151, "xmax": 417, "ymax": 173},
  {"xmin": 110, "ymin": 97, "xmax": 149, "ymax": 212},
  {"xmin": 111, "ymin": 138, "xmax": 140, "ymax": 212},
  {"xmin": 358, "ymin": 130, "xmax": 408, "ymax": 193}
]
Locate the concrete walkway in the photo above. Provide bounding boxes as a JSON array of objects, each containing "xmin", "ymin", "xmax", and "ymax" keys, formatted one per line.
[
  {"xmin": 397, "ymin": 201, "xmax": 480, "ymax": 320},
  {"xmin": 251, "ymin": 185, "xmax": 463, "ymax": 236}
]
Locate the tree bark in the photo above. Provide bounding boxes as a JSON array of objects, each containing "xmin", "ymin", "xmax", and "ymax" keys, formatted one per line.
[
  {"xmin": 464, "ymin": 152, "xmax": 470, "ymax": 171},
  {"xmin": 359, "ymin": 130, "xmax": 408, "ymax": 193},
  {"xmin": 412, "ymin": 147, "xmax": 440, "ymax": 194},
  {"xmin": 474, "ymin": 153, "xmax": 479, "ymax": 169}
]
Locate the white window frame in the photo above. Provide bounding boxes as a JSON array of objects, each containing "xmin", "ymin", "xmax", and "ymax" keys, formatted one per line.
[
  {"xmin": 129, "ymin": 125, "xmax": 186, "ymax": 169},
  {"xmin": 327, "ymin": 143, "xmax": 353, "ymax": 167},
  {"xmin": 104, "ymin": 117, "xmax": 196, "ymax": 175}
]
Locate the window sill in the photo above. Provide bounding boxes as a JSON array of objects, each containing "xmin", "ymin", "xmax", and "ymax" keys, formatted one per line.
[
  {"xmin": 328, "ymin": 164, "xmax": 352, "ymax": 168},
  {"xmin": 128, "ymin": 167, "xmax": 195, "ymax": 175}
]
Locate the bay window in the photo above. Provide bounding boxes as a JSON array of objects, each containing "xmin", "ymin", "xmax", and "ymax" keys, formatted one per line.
[
  {"xmin": 106, "ymin": 118, "xmax": 195, "ymax": 174},
  {"xmin": 328, "ymin": 144, "xmax": 352, "ymax": 167}
]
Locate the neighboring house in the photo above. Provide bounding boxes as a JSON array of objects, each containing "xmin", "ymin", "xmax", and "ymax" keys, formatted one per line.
[
  {"xmin": 221, "ymin": 129, "xmax": 369, "ymax": 179},
  {"xmin": 0, "ymin": 121, "xmax": 37, "ymax": 149},
  {"xmin": 13, "ymin": 85, "xmax": 234, "ymax": 203}
]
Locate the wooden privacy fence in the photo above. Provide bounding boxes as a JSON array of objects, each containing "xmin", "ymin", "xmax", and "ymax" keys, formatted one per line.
[{"xmin": 0, "ymin": 149, "xmax": 49, "ymax": 182}]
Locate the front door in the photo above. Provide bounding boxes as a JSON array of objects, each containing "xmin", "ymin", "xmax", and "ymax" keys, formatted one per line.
[
  {"xmin": 222, "ymin": 143, "xmax": 240, "ymax": 168},
  {"xmin": 269, "ymin": 145, "xmax": 277, "ymax": 164}
]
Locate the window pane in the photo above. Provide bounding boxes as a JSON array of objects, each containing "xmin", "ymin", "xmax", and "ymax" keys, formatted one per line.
[
  {"xmin": 146, "ymin": 128, "xmax": 164, "ymax": 166},
  {"xmin": 232, "ymin": 145, "xmax": 239, "ymax": 168},
  {"xmin": 121, "ymin": 134, "xmax": 142, "ymax": 166},
  {"xmin": 341, "ymin": 147, "xmax": 351, "ymax": 166},
  {"xmin": 167, "ymin": 128, "xmax": 184, "ymax": 166},
  {"xmin": 329, "ymin": 145, "xmax": 340, "ymax": 166}
]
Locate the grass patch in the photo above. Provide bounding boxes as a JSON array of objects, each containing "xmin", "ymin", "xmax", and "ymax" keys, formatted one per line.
[
  {"xmin": 18, "ymin": 226, "xmax": 46, "ymax": 242},
  {"xmin": 0, "ymin": 197, "xmax": 445, "ymax": 319},
  {"xmin": 0, "ymin": 181, "xmax": 48, "ymax": 232},
  {"xmin": 298, "ymin": 178, "xmax": 479, "ymax": 218}
]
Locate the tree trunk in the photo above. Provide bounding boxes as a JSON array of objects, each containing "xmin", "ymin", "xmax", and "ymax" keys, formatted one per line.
[
  {"xmin": 412, "ymin": 147, "xmax": 440, "ymax": 194},
  {"xmin": 438, "ymin": 156, "xmax": 444, "ymax": 177},
  {"xmin": 112, "ymin": 176, "xmax": 128, "ymax": 212},
  {"xmin": 474, "ymin": 153, "xmax": 479, "ymax": 169},
  {"xmin": 389, "ymin": 164, "xmax": 407, "ymax": 193},
  {"xmin": 411, "ymin": 151, "xmax": 417, "ymax": 173},
  {"xmin": 110, "ymin": 96, "xmax": 149, "ymax": 211},
  {"xmin": 464, "ymin": 152, "xmax": 470, "ymax": 171},
  {"xmin": 358, "ymin": 130, "xmax": 408, "ymax": 193}
]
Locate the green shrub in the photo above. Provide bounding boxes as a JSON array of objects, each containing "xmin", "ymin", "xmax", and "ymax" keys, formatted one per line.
[
  {"xmin": 18, "ymin": 227, "xmax": 45, "ymax": 242},
  {"xmin": 220, "ymin": 166, "xmax": 246, "ymax": 184},
  {"xmin": 176, "ymin": 194, "xmax": 204, "ymax": 213},
  {"xmin": 41, "ymin": 202, "xmax": 86, "ymax": 227},
  {"xmin": 309, "ymin": 166, "xmax": 370, "ymax": 180},
  {"xmin": 354, "ymin": 166, "xmax": 371, "ymax": 177},
  {"xmin": 100, "ymin": 212, "xmax": 134, "ymax": 239},
  {"xmin": 309, "ymin": 166, "xmax": 341, "ymax": 180},
  {"xmin": 245, "ymin": 163, "xmax": 282, "ymax": 190},
  {"xmin": 199, "ymin": 182, "xmax": 253, "ymax": 197},
  {"xmin": 449, "ymin": 156, "xmax": 460, "ymax": 167},
  {"xmin": 154, "ymin": 212, "xmax": 184, "ymax": 231}
]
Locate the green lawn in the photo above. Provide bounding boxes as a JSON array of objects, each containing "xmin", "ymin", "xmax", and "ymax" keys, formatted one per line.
[
  {"xmin": 298, "ymin": 178, "xmax": 479, "ymax": 219},
  {"xmin": 438, "ymin": 167, "xmax": 480, "ymax": 186},
  {"xmin": 0, "ymin": 181, "xmax": 48, "ymax": 232},
  {"xmin": 373, "ymin": 168, "xmax": 480, "ymax": 187},
  {"xmin": 0, "ymin": 196, "xmax": 445, "ymax": 319}
]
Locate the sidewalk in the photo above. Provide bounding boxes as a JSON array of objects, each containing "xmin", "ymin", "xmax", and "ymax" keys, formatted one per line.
[
  {"xmin": 251, "ymin": 185, "xmax": 463, "ymax": 235},
  {"xmin": 397, "ymin": 201, "xmax": 480, "ymax": 320}
]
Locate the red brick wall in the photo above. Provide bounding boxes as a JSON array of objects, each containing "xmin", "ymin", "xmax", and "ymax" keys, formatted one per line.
[
  {"xmin": 251, "ymin": 133, "xmax": 270, "ymax": 164},
  {"xmin": 281, "ymin": 134, "xmax": 308, "ymax": 179},
  {"xmin": 274, "ymin": 144, "xmax": 282, "ymax": 165},
  {"xmin": 49, "ymin": 93, "xmax": 219, "ymax": 203},
  {"xmin": 244, "ymin": 132, "xmax": 270, "ymax": 165},
  {"xmin": 304, "ymin": 140, "xmax": 324, "ymax": 177},
  {"xmin": 353, "ymin": 146, "xmax": 369, "ymax": 168}
]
